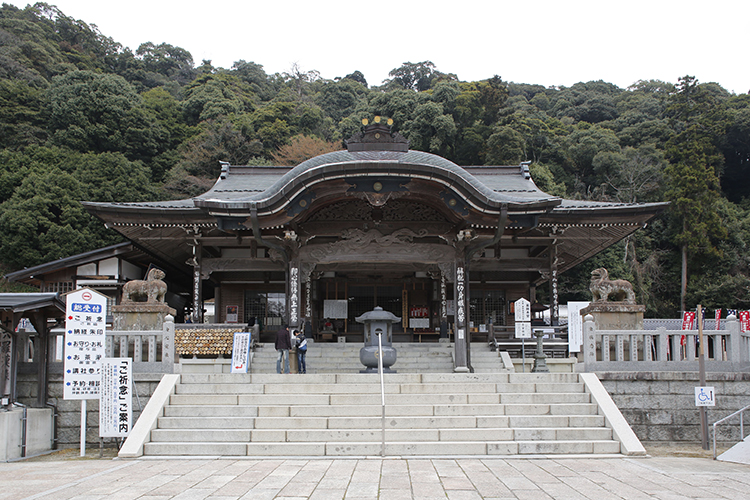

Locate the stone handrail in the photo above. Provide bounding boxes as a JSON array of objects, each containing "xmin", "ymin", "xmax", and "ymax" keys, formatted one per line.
[
  {"xmin": 583, "ymin": 314, "xmax": 750, "ymax": 372},
  {"xmin": 49, "ymin": 316, "xmax": 176, "ymax": 374},
  {"xmin": 105, "ymin": 315, "xmax": 176, "ymax": 373}
]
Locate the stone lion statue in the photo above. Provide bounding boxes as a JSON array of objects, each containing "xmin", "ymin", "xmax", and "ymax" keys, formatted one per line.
[
  {"xmin": 121, "ymin": 268, "xmax": 167, "ymax": 304},
  {"xmin": 589, "ymin": 268, "xmax": 636, "ymax": 304}
]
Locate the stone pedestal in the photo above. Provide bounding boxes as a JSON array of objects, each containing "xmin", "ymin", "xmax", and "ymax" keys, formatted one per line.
[
  {"xmin": 113, "ymin": 303, "xmax": 176, "ymax": 331},
  {"xmin": 579, "ymin": 302, "xmax": 645, "ymax": 330}
]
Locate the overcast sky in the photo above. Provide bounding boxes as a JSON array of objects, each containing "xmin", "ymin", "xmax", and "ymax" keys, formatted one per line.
[{"xmin": 8, "ymin": 0, "xmax": 749, "ymax": 94}]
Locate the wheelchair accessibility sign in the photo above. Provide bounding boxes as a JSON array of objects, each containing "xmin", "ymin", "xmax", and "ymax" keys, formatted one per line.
[{"xmin": 694, "ymin": 386, "xmax": 716, "ymax": 407}]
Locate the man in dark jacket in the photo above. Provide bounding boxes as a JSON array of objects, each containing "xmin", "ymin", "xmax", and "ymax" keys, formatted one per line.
[{"xmin": 275, "ymin": 325, "xmax": 291, "ymax": 374}]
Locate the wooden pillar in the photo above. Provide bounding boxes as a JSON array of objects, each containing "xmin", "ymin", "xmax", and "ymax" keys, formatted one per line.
[
  {"xmin": 214, "ymin": 288, "xmax": 221, "ymax": 323},
  {"xmin": 440, "ymin": 273, "xmax": 448, "ymax": 339},
  {"xmin": 191, "ymin": 240, "xmax": 203, "ymax": 323},
  {"xmin": 454, "ymin": 261, "xmax": 469, "ymax": 372},
  {"xmin": 288, "ymin": 259, "xmax": 301, "ymax": 330},
  {"xmin": 305, "ymin": 272, "xmax": 312, "ymax": 320},
  {"xmin": 550, "ymin": 243, "xmax": 559, "ymax": 326}
]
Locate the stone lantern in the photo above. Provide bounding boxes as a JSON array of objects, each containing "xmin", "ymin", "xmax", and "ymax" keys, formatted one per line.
[{"xmin": 356, "ymin": 306, "xmax": 399, "ymax": 373}]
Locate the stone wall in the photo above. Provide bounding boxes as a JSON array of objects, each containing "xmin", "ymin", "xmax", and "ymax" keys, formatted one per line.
[
  {"xmin": 598, "ymin": 371, "xmax": 750, "ymax": 444},
  {"xmin": 17, "ymin": 373, "xmax": 163, "ymax": 449}
]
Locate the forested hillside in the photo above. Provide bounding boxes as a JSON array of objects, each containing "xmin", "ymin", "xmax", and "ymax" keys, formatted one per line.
[{"xmin": 1, "ymin": 3, "xmax": 749, "ymax": 317}]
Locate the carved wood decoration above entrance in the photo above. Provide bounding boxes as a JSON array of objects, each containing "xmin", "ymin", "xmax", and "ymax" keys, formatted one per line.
[
  {"xmin": 302, "ymin": 227, "xmax": 452, "ymax": 264},
  {"xmin": 305, "ymin": 199, "xmax": 451, "ymax": 223}
]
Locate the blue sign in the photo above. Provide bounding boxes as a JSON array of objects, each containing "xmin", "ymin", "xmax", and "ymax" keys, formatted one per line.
[{"xmin": 71, "ymin": 303, "xmax": 103, "ymax": 313}]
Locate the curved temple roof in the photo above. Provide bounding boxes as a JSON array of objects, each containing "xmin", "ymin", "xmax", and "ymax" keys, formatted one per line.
[
  {"xmin": 193, "ymin": 149, "xmax": 563, "ymax": 218},
  {"xmin": 81, "ymin": 125, "xmax": 668, "ymax": 281},
  {"xmin": 82, "ymin": 122, "xmax": 666, "ymax": 224}
]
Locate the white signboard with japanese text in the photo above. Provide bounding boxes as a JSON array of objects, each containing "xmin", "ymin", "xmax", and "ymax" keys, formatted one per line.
[
  {"xmin": 514, "ymin": 298, "xmax": 532, "ymax": 338},
  {"xmin": 410, "ymin": 318, "xmax": 430, "ymax": 329},
  {"xmin": 567, "ymin": 301, "xmax": 590, "ymax": 353},
  {"xmin": 446, "ymin": 300, "xmax": 455, "ymax": 317},
  {"xmin": 515, "ymin": 321, "xmax": 532, "ymax": 339},
  {"xmin": 323, "ymin": 300, "xmax": 348, "ymax": 320},
  {"xmin": 231, "ymin": 332, "xmax": 251, "ymax": 373},
  {"xmin": 99, "ymin": 358, "xmax": 132, "ymax": 437},
  {"xmin": 514, "ymin": 298, "xmax": 531, "ymax": 323},
  {"xmin": 64, "ymin": 288, "xmax": 108, "ymax": 400}
]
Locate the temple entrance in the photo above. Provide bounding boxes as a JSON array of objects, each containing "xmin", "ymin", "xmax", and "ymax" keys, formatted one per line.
[{"xmin": 316, "ymin": 276, "xmax": 442, "ymax": 342}]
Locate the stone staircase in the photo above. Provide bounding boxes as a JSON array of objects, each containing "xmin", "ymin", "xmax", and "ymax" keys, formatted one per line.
[
  {"xmin": 469, "ymin": 347, "xmax": 506, "ymax": 373},
  {"xmin": 141, "ymin": 371, "xmax": 635, "ymax": 457},
  {"xmin": 250, "ymin": 342, "xmax": 456, "ymax": 374}
]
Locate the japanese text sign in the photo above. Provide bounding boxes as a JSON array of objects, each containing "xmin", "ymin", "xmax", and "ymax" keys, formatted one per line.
[{"xmin": 64, "ymin": 288, "xmax": 107, "ymax": 400}]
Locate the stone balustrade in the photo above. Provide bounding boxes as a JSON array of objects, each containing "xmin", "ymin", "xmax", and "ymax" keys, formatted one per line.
[
  {"xmin": 583, "ymin": 314, "xmax": 750, "ymax": 372},
  {"xmin": 48, "ymin": 316, "xmax": 176, "ymax": 374}
]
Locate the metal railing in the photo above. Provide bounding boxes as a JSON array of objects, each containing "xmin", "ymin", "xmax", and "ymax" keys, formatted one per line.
[
  {"xmin": 713, "ymin": 403, "xmax": 750, "ymax": 459},
  {"xmin": 377, "ymin": 330, "xmax": 386, "ymax": 457}
]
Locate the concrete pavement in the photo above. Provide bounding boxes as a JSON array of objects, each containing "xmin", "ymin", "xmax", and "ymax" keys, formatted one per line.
[{"xmin": 2, "ymin": 453, "xmax": 750, "ymax": 500}]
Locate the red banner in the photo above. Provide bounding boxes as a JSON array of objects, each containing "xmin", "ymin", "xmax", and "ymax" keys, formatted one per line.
[
  {"xmin": 682, "ymin": 311, "xmax": 695, "ymax": 330},
  {"xmin": 740, "ymin": 311, "xmax": 750, "ymax": 333},
  {"xmin": 409, "ymin": 306, "xmax": 428, "ymax": 318}
]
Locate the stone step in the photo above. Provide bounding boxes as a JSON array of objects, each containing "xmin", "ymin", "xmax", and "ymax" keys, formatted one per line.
[
  {"xmin": 152, "ymin": 429, "xmax": 252, "ymax": 442},
  {"xmin": 167, "ymin": 391, "xmax": 594, "ymax": 408},
  {"xmin": 174, "ymin": 384, "xmax": 265, "ymax": 394},
  {"xmin": 150, "ymin": 427, "xmax": 610, "ymax": 444},
  {"xmin": 163, "ymin": 405, "xmax": 258, "ymax": 417},
  {"xmin": 141, "ymin": 370, "xmax": 627, "ymax": 458},
  {"xmin": 259, "ymin": 404, "xmax": 507, "ymax": 418},
  {"xmin": 250, "ymin": 343, "xmax": 455, "ymax": 374},
  {"xmin": 177, "ymin": 372, "xmax": 580, "ymax": 385},
  {"xmin": 170, "ymin": 380, "xmax": 584, "ymax": 394},
  {"xmin": 160, "ymin": 404, "xmax": 604, "ymax": 427},
  {"xmin": 157, "ymin": 416, "xmax": 256, "ymax": 428},
  {"xmin": 259, "ymin": 382, "xmax": 501, "ymax": 394},
  {"xmin": 142, "ymin": 439, "xmax": 621, "ymax": 457}
]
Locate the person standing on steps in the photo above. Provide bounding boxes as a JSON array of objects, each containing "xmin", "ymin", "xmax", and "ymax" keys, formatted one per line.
[
  {"xmin": 295, "ymin": 329, "xmax": 307, "ymax": 373},
  {"xmin": 275, "ymin": 325, "xmax": 291, "ymax": 374}
]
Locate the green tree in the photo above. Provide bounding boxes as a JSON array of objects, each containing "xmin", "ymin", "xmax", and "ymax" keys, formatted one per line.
[
  {"xmin": 182, "ymin": 73, "xmax": 257, "ymax": 125},
  {"xmin": 231, "ymin": 60, "xmax": 275, "ymax": 99},
  {"xmin": 484, "ymin": 126, "xmax": 526, "ymax": 164},
  {"xmin": 0, "ymin": 148, "xmax": 157, "ymax": 270},
  {"xmin": 0, "ymin": 79, "xmax": 47, "ymax": 148},
  {"xmin": 135, "ymin": 42, "xmax": 196, "ymax": 85},
  {"xmin": 46, "ymin": 70, "xmax": 159, "ymax": 160},
  {"xmin": 721, "ymin": 97, "xmax": 750, "ymax": 203},
  {"xmin": 563, "ymin": 124, "xmax": 621, "ymax": 196},
  {"xmin": 315, "ymin": 79, "xmax": 369, "ymax": 122},
  {"xmin": 342, "ymin": 70, "xmax": 367, "ymax": 88},
  {"xmin": 401, "ymin": 101, "xmax": 456, "ymax": 156},
  {"xmin": 665, "ymin": 76, "xmax": 729, "ymax": 312},
  {"xmin": 141, "ymin": 87, "xmax": 197, "ymax": 181},
  {"xmin": 164, "ymin": 118, "xmax": 263, "ymax": 196},
  {"xmin": 384, "ymin": 61, "xmax": 455, "ymax": 92}
]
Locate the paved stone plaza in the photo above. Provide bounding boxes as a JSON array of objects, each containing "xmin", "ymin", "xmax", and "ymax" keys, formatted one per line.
[{"xmin": 2, "ymin": 454, "xmax": 749, "ymax": 500}]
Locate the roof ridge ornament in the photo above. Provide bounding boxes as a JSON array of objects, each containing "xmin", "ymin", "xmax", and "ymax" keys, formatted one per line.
[{"xmin": 345, "ymin": 116, "xmax": 409, "ymax": 152}]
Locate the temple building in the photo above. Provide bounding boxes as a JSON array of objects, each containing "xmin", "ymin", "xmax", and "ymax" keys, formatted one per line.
[{"xmin": 60, "ymin": 120, "xmax": 662, "ymax": 371}]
